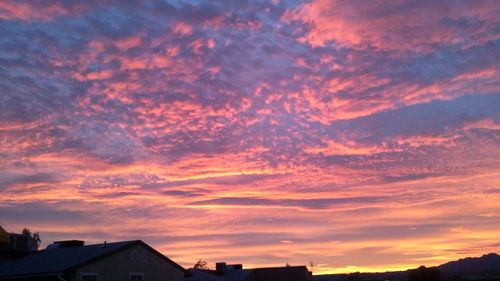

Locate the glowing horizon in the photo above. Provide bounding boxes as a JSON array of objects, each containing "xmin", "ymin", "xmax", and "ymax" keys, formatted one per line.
[{"xmin": 1, "ymin": 0, "xmax": 499, "ymax": 274}]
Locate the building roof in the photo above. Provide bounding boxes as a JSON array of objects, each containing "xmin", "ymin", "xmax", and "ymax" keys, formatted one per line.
[
  {"xmin": 187, "ymin": 266, "xmax": 312, "ymax": 281},
  {"xmin": 187, "ymin": 268, "xmax": 252, "ymax": 281},
  {"xmin": 0, "ymin": 240, "xmax": 184, "ymax": 279},
  {"xmin": 248, "ymin": 266, "xmax": 313, "ymax": 281}
]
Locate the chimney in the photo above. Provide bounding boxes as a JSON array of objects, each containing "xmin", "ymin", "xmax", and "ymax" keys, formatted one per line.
[{"xmin": 215, "ymin": 262, "xmax": 227, "ymax": 274}]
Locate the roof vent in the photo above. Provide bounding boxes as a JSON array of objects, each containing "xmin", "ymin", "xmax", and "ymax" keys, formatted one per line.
[{"xmin": 50, "ymin": 240, "xmax": 85, "ymax": 249}]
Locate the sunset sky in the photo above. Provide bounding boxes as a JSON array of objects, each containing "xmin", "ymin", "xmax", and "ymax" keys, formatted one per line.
[{"xmin": 1, "ymin": 0, "xmax": 499, "ymax": 274}]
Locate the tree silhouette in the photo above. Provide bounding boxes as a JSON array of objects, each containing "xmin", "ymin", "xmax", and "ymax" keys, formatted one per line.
[
  {"xmin": 21, "ymin": 228, "xmax": 41, "ymax": 251},
  {"xmin": 21, "ymin": 228, "xmax": 31, "ymax": 236},
  {"xmin": 194, "ymin": 259, "xmax": 209, "ymax": 269},
  {"xmin": 309, "ymin": 261, "xmax": 315, "ymax": 273}
]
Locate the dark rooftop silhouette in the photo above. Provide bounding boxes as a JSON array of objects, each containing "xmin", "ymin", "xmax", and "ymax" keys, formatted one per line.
[
  {"xmin": 0, "ymin": 240, "xmax": 184, "ymax": 279},
  {"xmin": 187, "ymin": 264, "xmax": 313, "ymax": 281}
]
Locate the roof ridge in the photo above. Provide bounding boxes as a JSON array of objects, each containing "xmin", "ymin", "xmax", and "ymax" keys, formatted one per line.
[{"xmin": 80, "ymin": 239, "xmax": 141, "ymax": 247}]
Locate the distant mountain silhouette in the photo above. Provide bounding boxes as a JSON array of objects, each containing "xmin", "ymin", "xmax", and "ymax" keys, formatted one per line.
[
  {"xmin": 314, "ymin": 253, "xmax": 500, "ymax": 281},
  {"xmin": 439, "ymin": 253, "xmax": 500, "ymax": 277}
]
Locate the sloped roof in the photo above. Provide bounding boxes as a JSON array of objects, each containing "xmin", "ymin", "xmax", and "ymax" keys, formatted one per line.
[{"xmin": 0, "ymin": 240, "xmax": 184, "ymax": 279}]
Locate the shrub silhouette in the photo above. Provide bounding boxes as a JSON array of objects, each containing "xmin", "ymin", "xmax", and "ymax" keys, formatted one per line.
[{"xmin": 193, "ymin": 259, "xmax": 209, "ymax": 269}]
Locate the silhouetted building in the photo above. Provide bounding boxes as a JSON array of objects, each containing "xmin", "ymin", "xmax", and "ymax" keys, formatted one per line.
[
  {"xmin": 0, "ymin": 229, "xmax": 40, "ymax": 260},
  {"xmin": 186, "ymin": 262, "xmax": 313, "ymax": 281},
  {"xmin": 0, "ymin": 240, "xmax": 185, "ymax": 281}
]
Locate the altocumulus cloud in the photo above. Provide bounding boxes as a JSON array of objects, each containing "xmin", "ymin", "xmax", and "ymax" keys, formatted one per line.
[{"xmin": 0, "ymin": 0, "xmax": 499, "ymax": 274}]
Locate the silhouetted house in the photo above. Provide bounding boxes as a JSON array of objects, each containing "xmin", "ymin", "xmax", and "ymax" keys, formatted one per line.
[
  {"xmin": 186, "ymin": 262, "xmax": 313, "ymax": 281},
  {"xmin": 0, "ymin": 240, "xmax": 185, "ymax": 281},
  {"xmin": 0, "ymin": 229, "xmax": 41, "ymax": 261}
]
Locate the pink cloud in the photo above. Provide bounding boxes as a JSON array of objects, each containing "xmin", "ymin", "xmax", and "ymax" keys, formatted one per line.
[
  {"xmin": 172, "ymin": 22, "xmax": 193, "ymax": 36},
  {"xmin": 115, "ymin": 35, "xmax": 143, "ymax": 51},
  {"xmin": 1, "ymin": 1, "xmax": 499, "ymax": 273},
  {"xmin": 0, "ymin": 1, "xmax": 83, "ymax": 22},
  {"xmin": 283, "ymin": 0, "xmax": 500, "ymax": 51}
]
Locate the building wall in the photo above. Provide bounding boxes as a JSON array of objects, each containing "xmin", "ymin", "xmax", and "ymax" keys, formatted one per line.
[{"xmin": 70, "ymin": 244, "xmax": 184, "ymax": 281}]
